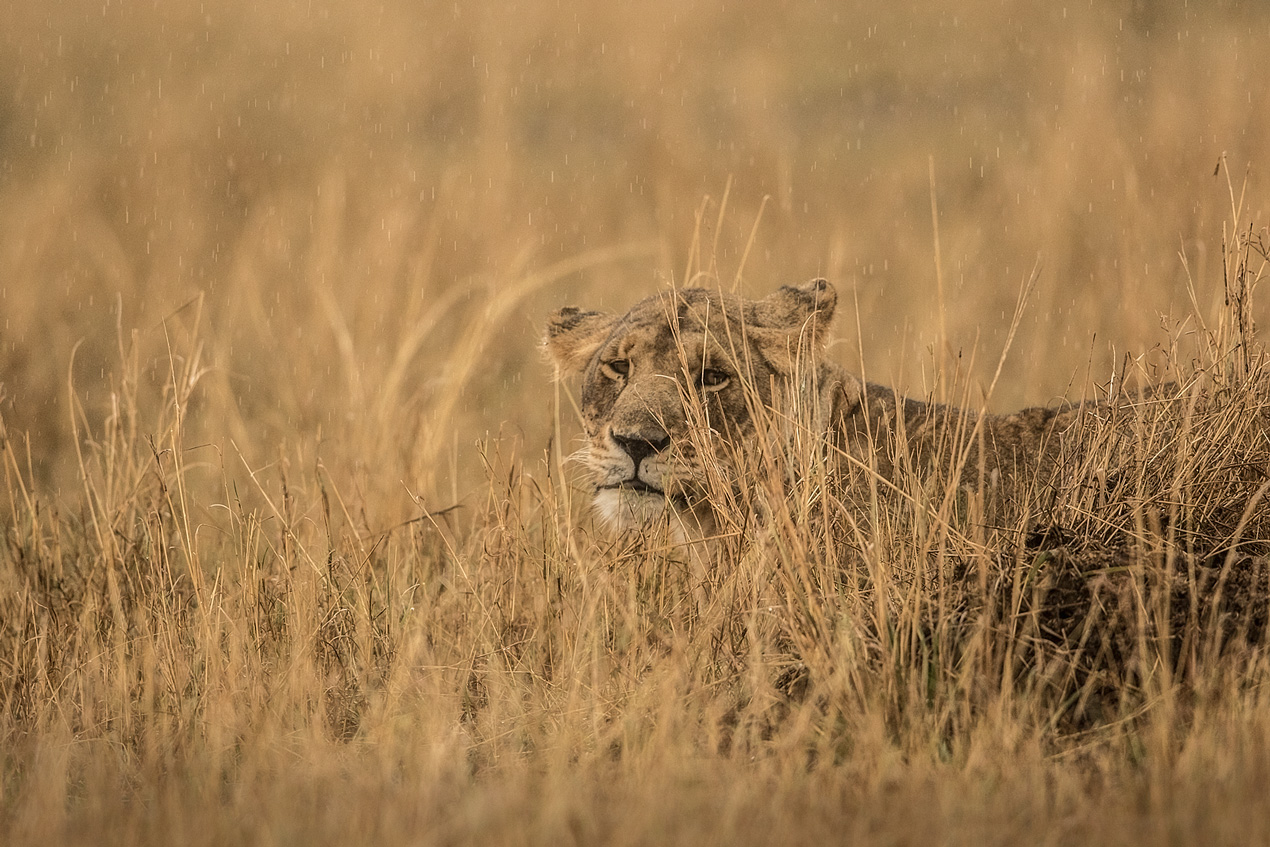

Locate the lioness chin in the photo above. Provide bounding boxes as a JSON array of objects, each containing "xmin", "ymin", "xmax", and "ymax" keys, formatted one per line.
[{"xmin": 546, "ymin": 279, "xmax": 1080, "ymax": 537}]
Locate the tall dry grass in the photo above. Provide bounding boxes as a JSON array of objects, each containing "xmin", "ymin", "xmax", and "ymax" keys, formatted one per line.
[{"xmin": 2, "ymin": 0, "xmax": 1270, "ymax": 843}]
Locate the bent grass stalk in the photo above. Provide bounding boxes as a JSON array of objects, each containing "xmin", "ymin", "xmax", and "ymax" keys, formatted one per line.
[{"xmin": 2, "ymin": 229, "xmax": 1269, "ymax": 845}]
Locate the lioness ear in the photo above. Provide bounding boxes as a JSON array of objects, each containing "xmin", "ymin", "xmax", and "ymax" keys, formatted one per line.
[
  {"xmin": 545, "ymin": 307, "xmax": 617, "ymax": 376},
  {"xmin": 755, "ymin": 279, "xmax": 837, "ymax": 336},
  {"xmin": 750, "ymin": 279, "xmax": 837, "ymax": 374}
]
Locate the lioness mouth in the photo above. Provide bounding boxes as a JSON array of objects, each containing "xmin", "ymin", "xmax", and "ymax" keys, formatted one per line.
[
  {"xmin": 599, "ymin": 479, "xmax": 664, "ymax": 496},
  {"xmin": 598, "ymin": 481, "xmax": 696, "ymax": 513}
]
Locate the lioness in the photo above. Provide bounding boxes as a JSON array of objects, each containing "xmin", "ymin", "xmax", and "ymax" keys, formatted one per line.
[{"xmin": 546, "ymin": 279, "xmax": 1079, "ymax": 535}]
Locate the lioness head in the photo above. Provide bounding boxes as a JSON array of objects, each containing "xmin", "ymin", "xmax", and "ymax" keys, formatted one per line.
[{"xmin": 546, "ymin": 279, "xmax": 860, "ymax": 534}]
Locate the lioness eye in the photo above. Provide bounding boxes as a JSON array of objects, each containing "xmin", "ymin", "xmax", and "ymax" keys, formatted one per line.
[
  {"xmin": 603, "ymin": 359, "xmax": 630, "ymax": 379},
  {"xmin": 700, "ymin": 368, "xmax": 730, "ymax": 390}
]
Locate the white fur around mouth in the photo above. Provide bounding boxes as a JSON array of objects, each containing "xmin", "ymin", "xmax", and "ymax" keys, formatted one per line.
[{"xmin": 593, "ymin": 487, "xmax": 668, "ymax": 529}]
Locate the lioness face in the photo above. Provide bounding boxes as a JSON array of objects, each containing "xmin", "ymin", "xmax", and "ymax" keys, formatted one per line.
[{"xmin": 546, "ymin": 280, "xmax": 844, "ymax": 533}]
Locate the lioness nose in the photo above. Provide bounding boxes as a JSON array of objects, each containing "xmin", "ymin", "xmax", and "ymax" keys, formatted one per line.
[{"xmin": 613, "ymin": 432, "xmax": 670, "ymax": 468}]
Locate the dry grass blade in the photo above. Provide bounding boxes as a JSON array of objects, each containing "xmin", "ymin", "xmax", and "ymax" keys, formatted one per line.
[{"xmin": 3, "ymin": 2, "xmax": 1270, "ymax": 844}]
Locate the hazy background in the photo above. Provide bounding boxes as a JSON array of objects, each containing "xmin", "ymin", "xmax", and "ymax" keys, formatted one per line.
[{"xmin": 2, "ymin": 0, "xmax": 1267, "ymax": 506}]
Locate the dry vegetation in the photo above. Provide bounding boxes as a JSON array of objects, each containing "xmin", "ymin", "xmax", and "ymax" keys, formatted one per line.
[{"xmin": 3, "ymin": 0, "xmax": 1270, "ymax": 843}]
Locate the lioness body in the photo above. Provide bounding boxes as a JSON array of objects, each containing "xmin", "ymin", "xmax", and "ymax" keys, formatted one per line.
[
  {"xmin": 839, "ymin": 378, "xmax": 1078, "ymax": 488},
  {"xmin": 547, "ymin": 280, "xmax": 1077, "ymax": 532}
]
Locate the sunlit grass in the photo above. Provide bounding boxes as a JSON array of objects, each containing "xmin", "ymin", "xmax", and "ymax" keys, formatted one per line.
[{"xmin": 3, "ymin": 0, "xmax": 1270, "ymax": 843}]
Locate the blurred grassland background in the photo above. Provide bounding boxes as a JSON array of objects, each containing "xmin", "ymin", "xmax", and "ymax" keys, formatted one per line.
[
  {"xmin": 3, "ymin": 0, "xmax": 1270, "ymax": 843},
  {"xmin": 4, "ymin": 0, "xmax": 1268, "ymax": 499}
]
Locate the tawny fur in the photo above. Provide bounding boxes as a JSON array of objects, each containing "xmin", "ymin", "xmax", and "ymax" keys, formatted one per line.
[{"xmin": 546, "ymin": 280, "xmax": 1081, "ymax": 533}]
